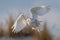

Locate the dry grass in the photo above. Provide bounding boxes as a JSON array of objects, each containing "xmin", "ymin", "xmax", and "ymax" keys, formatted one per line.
[
  {"xmin": 41, "ymin": 22, "xmax": 52, "ymax": 40},
  {"xmin": 0, "ymin": 23, "xmax": 4, "ymax": 37},
  {"xmin": 7, "ymin": 15, "xmax": 16, "ymax": 37},
  {"xmin": 0, "ymin": 28, "xmax": 4, "ymax": 37},
  {"xmin": 30, "ymin": 22, "xmax": 52, "ymax": 40},
  {"xmin": 0, "ymin": 14, "xmax": 59, "ymax": 40},
  {"xmin": 32, "ymin": 29, "xmax": 41, "ymax": 40}
]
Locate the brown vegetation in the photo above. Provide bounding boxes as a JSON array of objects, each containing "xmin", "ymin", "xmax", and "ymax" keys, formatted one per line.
[
  {"xmin": 7, "ymin": 15, "xmax": 16, "ymax": 37},
  {"xmin": 0, "ymin": 14, "xmax": 60, "ymax": 40},
  {"xmin": 41, "ymin": 22, "xmax": 52, "ymax": 40},
  {"xmin": 0, "ymin": 23, "xmax": 4, "ymax": 37}
]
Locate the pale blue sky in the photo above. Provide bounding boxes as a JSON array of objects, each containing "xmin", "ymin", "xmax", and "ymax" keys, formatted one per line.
[
  {"xmin": 0, "ymin": 0, "xmax": 60, "ymax": 36},
  {"xmin": 0, "ymin": 0, "xmax": 60, "ymax": 18}
]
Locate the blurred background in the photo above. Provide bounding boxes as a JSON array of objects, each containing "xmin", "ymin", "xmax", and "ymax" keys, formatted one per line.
[{"xmin": 0, "ymin": 0, "xmax": 60, "ymax": 40}]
